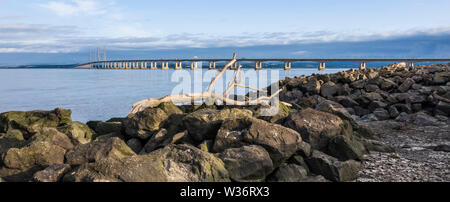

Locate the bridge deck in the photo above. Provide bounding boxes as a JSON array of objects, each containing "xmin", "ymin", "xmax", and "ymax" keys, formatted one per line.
[{"xmin": 84, "ymin": 58, "xmax": 450, "ymax": 64}]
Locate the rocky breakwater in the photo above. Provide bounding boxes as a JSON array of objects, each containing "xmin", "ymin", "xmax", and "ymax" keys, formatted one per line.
[
  {"xmin": 1, "ymin": 63, "xmax": 448, "ymax": 182},
  {"xmin": 279, "ymin": 63, "xmax": 450, "ymax": 181},
  {"xmin": 0, "ymin": 97, "xmax": 377, "ymax": 182}
]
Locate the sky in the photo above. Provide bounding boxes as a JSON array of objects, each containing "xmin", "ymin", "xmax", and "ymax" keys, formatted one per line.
[{"xmin": 0, "ymin": 0, "xmax": 450, "ymax": 65}]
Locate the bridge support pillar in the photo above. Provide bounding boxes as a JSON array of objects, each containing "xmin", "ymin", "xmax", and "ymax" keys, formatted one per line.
[
  {"xmin": 408, "ymin": 62, "xmax": 414, "ymax": 68},
  {"xmin": 175, "ymin": 61, "xmax": 182, "ymax": 70},
  {"xmin": 255, "ymin": 61, "xmax": 262, "ymax": 70},
  {"xmin": 209, "ymin": 61, "xmax": 214, "ymax": 69},
  {"xmin": 360, "ymin": 62, "xmax": 366, "ymax": 70},
  {"xmin": 162, "ymin": 61, "xmax": 168, "ymax": 69},
  {"xmin": 284, "ymin": 61, "xmax": 291, "ymax": 70},
  {"xmin": 318, "ymin": 62, "xmax": 326, "ymax": 71}
]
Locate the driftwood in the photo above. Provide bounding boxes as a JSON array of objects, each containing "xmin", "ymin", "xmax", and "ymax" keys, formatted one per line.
[
  {"xmin": 130, "ymin": 53, "xmax": 285, "ymax": 115},
  {"xmin": 432, "ymin": 91, "xmax": 450, "ymax": 103}
]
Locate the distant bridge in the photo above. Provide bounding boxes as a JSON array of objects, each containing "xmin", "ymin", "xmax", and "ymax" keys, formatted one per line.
[{"xmin": 75, "ymin": 58, "xmax": 450, "ymax": 70}]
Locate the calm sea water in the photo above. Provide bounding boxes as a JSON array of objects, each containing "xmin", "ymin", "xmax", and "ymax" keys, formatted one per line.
[
  {"xmin": 1, "ymin": 61, "xmax": 444, "ymax": 122},
  {"xmin": 0, "ymin": 66, "xmax": 356, "ymax": 122}
]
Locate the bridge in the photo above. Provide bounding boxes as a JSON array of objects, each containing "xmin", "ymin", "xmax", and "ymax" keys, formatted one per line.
[{"xmin": 76, "ymin": 58, "xmax": 450, "ymax": 71}]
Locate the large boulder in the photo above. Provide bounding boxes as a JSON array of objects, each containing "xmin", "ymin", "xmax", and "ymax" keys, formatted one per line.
[
  {"xmin": 65, "ymin": 137, "xmax": 135, "ymax": 165},
  {"xmin": 0, "ymin": 108, "xmax": 72, "ymax": 138},
  {"xmin": 378, "ymin": 77, "xmax": 398, "ymax": 90},
  {"xmin": 327, "ymin": 135, "xmax": 367, "ymax": 161},
  {"xmin": 0, "ymin": 128, "xmax": 73, "ymax": 179},
  {"xmin": 300, "ymin": 79, "xmax": 321, "ymax": 94},
  {"xmin": 157, "ymin": 102, "xmax": 183, "ymax": 116},
  {"xmin": 213, "ymin": 118, "xmax": 301, "ymax": 167},
  {"xmin": 0, "ymin": 130, "xmax": 27, "ymax": 156},
  {"xmin": 306, "ymin": 150, "xmax": 361, "ymax": 182},
  {"xmin": 93, "ymin": 121, "xmax": 122, "ymax": 136},
  {"xmin": 57, "ymin": 122, "xmax": 94, "ymax": 145},
  {"xmin": 2, "ymin": 141, "xmax": 67, "ymax": 171},
  {"xmin": 267, "ymin": 164, "xmax": 308, "ymax": 182},
  {"xmin": 64, "ymin": 144, "xmax": 230, "ymax": 182},
  {"xmin": 320, "ymin": 81, "xmax": 339, "ymax": 98},
  {"xmin": 183, "ymin": 108, "xmax": 253, "ymax": 142},
  {"xmin": 398, "ymin": 78, "xmax": 415, "ymax": 93},
  {"xmin": 140, "ymin": 128, "xmax": 173, "ymax": 153},
  {"xmin": 436, "ymin": 101, "xmax": 450, "ymax": 116},
  {"xmin": 124, "ymin": 108, "xmax": 168, "ymax": 139},
  {"xmin": 218, "ymin": 145, "xmax": 273, "ymax": 182},
  {"xmin": 30, "ymin": 128, "xmax": 75, "ymax": 150},
  {"xmin": 284, "ymin": 108, "xmax": 349, "ymax": 150}
]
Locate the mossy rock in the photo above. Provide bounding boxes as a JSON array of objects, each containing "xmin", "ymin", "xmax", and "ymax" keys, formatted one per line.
[
  {"xmin": 65, "ymin": 137, "xmax": 135, "ymax": 166},
  {"xmin": 183, "ymin": 108, "xmax": 253, "ymax": 142},
  {"xmin": 157, "ymin": 102, "xmax": 183, "ymax": 116},
  {"xmin": 57, "ymin": 122, "xmax": 95, "ymax": 145},
  {"xmin": 124, "ymin": 108, "xmax": 168, "ymax": 140},
  {"xmin": 65, "ymin": 144, "xmax": 230, "ymax": 182},
  {"xmin": 0, "ymin": 108, "xmax": 72, "ymax": 138}
]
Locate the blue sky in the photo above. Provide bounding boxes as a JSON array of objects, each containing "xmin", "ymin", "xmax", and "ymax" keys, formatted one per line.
[{"xmin": 0, "ymin": 0, "xmax": 450, "ymax": 65}]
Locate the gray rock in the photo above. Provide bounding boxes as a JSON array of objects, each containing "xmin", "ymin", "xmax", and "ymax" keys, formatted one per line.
[
  {"xmin": 65, "ymin": 144, "xmax": 230, "ymax": 182},
  {"xmin": 65, "ymin": 137, "xmax": 135, "ymax": 165},
  {"xmin": 284, "ymin": 108, "xmax": 349, "ymax": 151},
  {"xmin": 362, "ymin": 139, "xmax": 395, "ymax": 153},
  {"xmin": 289, "ymin": 155, "xmax": 310, "ymax": 174},
  {"xmin": 436, "ymin": 101, "xmax": 450, "ymax": 115},
  {"xmin": 306, "ymin": 150, "xmax": 361, "ymax": 182},
  {"xmin": 140, "ymin": 128, "xmax": 171, "ymax": 153},
  {"xmin": 214, "ymin": 117, "xmax": 301, "ymax": 167},
  {"xmin": 126, "ymin": 138, "xmax": 143, "ymax": 153},
  {"xmin": 368, "ymin": 101, "xmax": 388, "ymax": 112},
  {"xmin": 218, "ymin": 145, "xmax": 273, "ymax": 182},
  {"xmin": 373, "ymin": 108, "xmax": 390, "ymax": 120},
  {"xmin": 33, "ymin": 164, "xmax": 71, "ymax": 182},
  {"xmin": 406, "ymin": 92, "xmax": 426, "ymax": 104},
  {"xmin": 388, "ymin": 105, "xmax": 400, "ymax": 118},
  {"xmin": 320, "ymin": 81, "xmax": 339, "ymax": 98},
  {"xmin": 297, "ymin": 141, "xmax": 312, "ymax": 157},
  {"xmin": 0, "ymin": 108, "xmax": 72, "ymax": 138},
  {"xmin": 183, "ymin": 108, "xmax": 253, "ymax": 142},
  {"xmin": 327, "ymin": 135, "xmax": 367, "ymax": 161},
  {"xmin": 411, "ymin": 112, "xmax": 440, "ymax": 126},
  {"xmin": 301, "ymin": 79, "xmax": 321, "ymax": 94},
  {"xmin": 361, "ymin": 114, "xmax": 378, "ymax": 122},
  {"xmin": 392, "ymin": 104, "xmax": 413, "ymax": 114},
  {"xmin": 335, "ymin": 96, "xmax": 359, "ymax": 108},
  {"xmin": 398, "ymin": 78, "xmax": 415, "ymax": 93},
  {"xmin": 267, "ymin": 164, "xmax": 308, "ymax": 182},
  {"xmin": 94, "ymin": 121, "xmax": 122, "ymax": 136},
  {"xmin": 365, "ymin": 84, "xmax": 379, "ymax": 92},
  {"xmin": 57, "ymin": 122, "xmax": 94, "ymax": 145},
  {"xmin": 124, "ymin": 108, "xmax": 168, "ymax": 140},
  {"xmin": 379, "ymin": 78, "xmax": 397, "ymax": 90}
]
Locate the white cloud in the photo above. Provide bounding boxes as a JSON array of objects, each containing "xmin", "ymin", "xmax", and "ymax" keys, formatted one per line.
[
  {"xmin": 40, "ymin": 0, "xmax": 106, "ymax": 16},
  {"xmin": 0, "ymin": 23, "xmax": 450, "ymax": 53}
]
